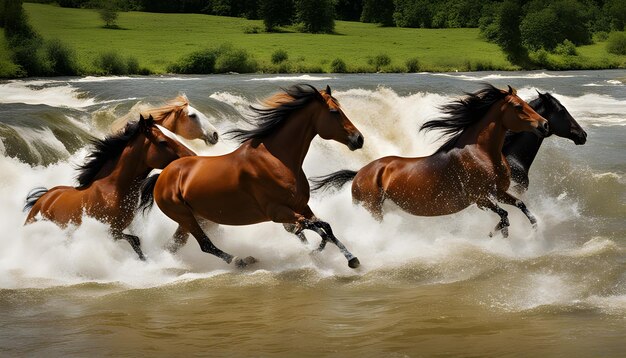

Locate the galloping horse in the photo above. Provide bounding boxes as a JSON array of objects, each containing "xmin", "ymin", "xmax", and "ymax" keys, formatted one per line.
[
  {"xmin": 505, "ymin": 91, "xmax": 587, "ymax": 193},
  {"xmin": 139, "ymin": 84, "xmax": 365, "ymax": 268},
  {"xmin": 311, "ymin": 85, "xmax": 549, "ymax": 238},
  {"xmin": 113, "ymin": 95, "xmax": 220, "ymax": 145},
  {"xmin": 24, "ymin": 115, "xmax": 197, "ymax": 259}
]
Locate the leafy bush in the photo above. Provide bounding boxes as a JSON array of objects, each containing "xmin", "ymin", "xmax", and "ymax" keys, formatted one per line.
[
  {"xmin": 554, "ymin": 39, "xmax": 578, "ymax": 56},
  {"xmin": 330, "ymin": 58, "xmax": 347, "ymax": 73},
  {"xmin": 94, "ymin": 51, "xmax": 128, "ymax": 75},
  {"xmin": 594, "ymin": 31, "xmax": 609, "ymax": 42},
  {"xmin": 368, "ymin": 53, "xmax": 391, "ymax": 71},
  {"xmin": 11, "ymin": 37, "xmax": 50, "ymax": 76},
  {"xmin": 405, "ymin": 57, "xmax": 420, "ymax": 72},
  {"xmin": 606, "ymin": 32, "xmax": 626, "ymax": 55},
  {"xmin": 168, "ymin": 44, "xmax": 258, "ymax": 74},
  {"xmin": 167, "ymin": 49, "xmax": 217, "ymax": 74},
  {"xmin": 214, "ymin": 44, "xmax": 258, "ymax": 73},
  {"xmin": 271, "ymin": 49, "xmax": 288, "ymax": 64},
  {"xmin": 243, "ymin": 25, "xmax": 261, "ymax": 34},
  {"xmin": 45, "ymin": 39, "xmax": 80, "ymax": 75}
]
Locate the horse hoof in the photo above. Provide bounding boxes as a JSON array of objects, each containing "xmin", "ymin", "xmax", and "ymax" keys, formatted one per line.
[
  {"xmin": 348, "ymin": 257, "xmax": 360, "ymax": 269},
  {"xmin": 234, "ymin": 256, "xmax": 257, "ymax": 268}
]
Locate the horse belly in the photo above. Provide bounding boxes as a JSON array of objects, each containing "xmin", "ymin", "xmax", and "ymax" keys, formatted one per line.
[{"xmin": 187, "ymin": 191, "xmax": 269, "ymax": 226}]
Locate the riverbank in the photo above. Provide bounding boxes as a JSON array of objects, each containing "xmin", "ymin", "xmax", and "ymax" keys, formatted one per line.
[{"xmin": 1, "ymin": 3, "xmax": 625, "ymax": 78}]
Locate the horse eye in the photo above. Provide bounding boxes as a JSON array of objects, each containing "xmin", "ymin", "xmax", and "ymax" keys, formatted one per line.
[
  {"xmin": 329, "ymin": 108, "xmax": 339, "ymax": 114},
  {"xmin": 158, "ymin": 140, "xmax": 168, "ymax": 147},
  {"xmin": 514, "ymin": 103, "xmax": 523, "ymax": 110}
]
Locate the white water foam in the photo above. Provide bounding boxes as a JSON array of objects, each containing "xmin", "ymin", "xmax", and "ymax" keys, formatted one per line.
[
  {"xmin": 0, "ymin": 82, "xmax": 98, "ymax": 108},
  {"xmin": 247, "ymin": 75, "xmax": 335, "ymax": 82},
  {"xmin": 431, "ymin": 72, "xmax": 580, "ymax": 81}
]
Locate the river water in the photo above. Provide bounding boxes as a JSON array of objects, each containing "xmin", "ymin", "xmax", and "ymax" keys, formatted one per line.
[{"xmin": 0, "ymin": 71, "xmax": 624, "ymax": 356}]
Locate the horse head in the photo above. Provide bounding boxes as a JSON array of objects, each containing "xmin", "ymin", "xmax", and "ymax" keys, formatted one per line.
[
  {"xmin": 140, "ymin": 114, "xmax": 197, "ymax": 169},
  {"xmin": 315, "ymin": 85, "xmax": 364, "ymax": 151},
  {"xmin": 534, "ymin": 91, "xmax": 587, "ymax": 145},
  {"xmin": 501, "ymin": 85, "xmax": 549, "ymax": 137}
]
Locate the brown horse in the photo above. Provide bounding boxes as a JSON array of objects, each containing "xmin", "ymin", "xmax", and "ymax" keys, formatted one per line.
[
  {"xmin": 139, "ymin": 84, "xmax": 364, "ymax": 268},
  {"xmin": 24, "ymin": 115, "xmax": 197, "ymax": 260},
  {"xmin": 311, "ymin": 85, "xmax": 549, "ymax": 238},
  {"xmin": 113, "ymin": 95, "xmax": 219, "ymax": 145}
]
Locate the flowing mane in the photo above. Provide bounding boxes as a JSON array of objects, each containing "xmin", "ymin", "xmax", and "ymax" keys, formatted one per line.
[
  {"xmin": 111, "ymin": 95, "xmax": 189, "ymax": 132},
  {"xmin": 141, "ymin": 95, "xmax": 189, "ymax": 122},
  {"xmin": 421, "ymin": 84, "xmax": 508, "ymax": 153},
  {"xmin": 227, "ymin": 84, "xmax": 327, "ymax": 142},
  {"xmin": 75, "ymin": 121, "xmax": 142, "ymax": 188}
]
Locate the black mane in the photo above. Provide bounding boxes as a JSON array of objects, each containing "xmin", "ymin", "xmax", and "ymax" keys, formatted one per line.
[
  {"xmin": 75, "ymin": 121, "xmax": 142, "ymax": 188},
  {"xmin": 421, "ymin": 84, "xmax": 508, "ymax": 153},
  {"xmin": 226, "ymin": 84, "xmax": 325, "ymax": 142}
]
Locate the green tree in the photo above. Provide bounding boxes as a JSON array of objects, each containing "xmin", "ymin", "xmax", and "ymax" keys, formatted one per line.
[
  {"xmin": 605, "ymin": 0, "xmax": 626, "ymax": 30},
  {"xmin": 99, "ymin": 6, "xmax": 119, "ymax": 28},
  {"xmin": 259, "ymin": 0, "xmax": 293, "ymax": 31},
  {"xmin": 494, "ymin": 0, "xmax": 529, "ymax": 66},
  {"xmin": 295, "ymin": 0, "xmax": 335, "ymax": 33},
  {"xmin": 361, "ymin": 0, "xmax": 394, "ymax": 26}
]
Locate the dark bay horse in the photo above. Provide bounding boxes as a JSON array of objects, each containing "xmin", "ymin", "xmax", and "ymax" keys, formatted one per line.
[
  {"xmin": 113, "ymin": 95, "xmax": 220, "ymax": 145},
  {"xmin": 24, "ymin": 115, "xmax": 197, "ymax": 259},
  {"xmin": 311, "ymin": 85, "xmax": 548, "ymax": 238},
  {"xmin": 139, "ymin": 85, "xmax": 364, "ymax": 268},
  {"xmin": 505, "ymin": 91, "xmax": 587, "ymax": 193}
]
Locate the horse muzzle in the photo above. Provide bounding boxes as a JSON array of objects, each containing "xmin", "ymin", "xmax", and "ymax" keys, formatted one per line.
[
  {"xmin": 571, "ymin": 129, "xmax": 587, "ymax": 145},
  {"xmin": 347, "ymin": 133, "xmax": 364, "ymax": 151},
  {"xmin": 534, "ymin": 121, "xmax": 550, "ymax": 138},
  {"xmin": 203, "ymin": 131, "xmax": 219, "ymax": 145}
]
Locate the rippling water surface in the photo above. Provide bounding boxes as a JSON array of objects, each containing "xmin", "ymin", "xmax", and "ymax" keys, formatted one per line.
[{"xmin": 0, "ymin": 71, "xmax": 624, "ymax": 356}]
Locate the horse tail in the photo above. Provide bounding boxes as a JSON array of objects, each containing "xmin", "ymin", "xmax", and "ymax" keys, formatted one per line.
[
  {"xmin": 310, "ymin": 170, "xmax": 358, "ymax": 192},
  {"xmin": 23, "ymin": 187, "xmax": 49, "ymax": 212},
  {"xmin": 138, "ymin": 174, "xmax": 159, "ymax": 214}
]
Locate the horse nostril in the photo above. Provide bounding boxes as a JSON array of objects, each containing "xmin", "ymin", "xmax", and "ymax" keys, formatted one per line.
[
  {"xmin": 356, "ymin": 134, "xmax": 364, "ymax": 147},
  {"xmin": 542, "ymin": 122, "xmax": 549, "ymax": 132},
  {"xmin": 213, "ymin": 132, "xmax": 219, "ymax": 141}
]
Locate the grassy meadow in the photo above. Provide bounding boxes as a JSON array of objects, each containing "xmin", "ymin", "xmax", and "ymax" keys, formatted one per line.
[{"xmin": 2, "ymin": 3, "xmax": 625, "ymax": 76}]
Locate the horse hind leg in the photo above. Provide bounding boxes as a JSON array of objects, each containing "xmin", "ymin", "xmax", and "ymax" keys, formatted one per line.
[
  {"xmin": 162, "ymin": 204, "xmax": 255, "ymax": 268},
  {"xmin": 113, "ymin": 231, "xmax": 146, "ymax": 261}
]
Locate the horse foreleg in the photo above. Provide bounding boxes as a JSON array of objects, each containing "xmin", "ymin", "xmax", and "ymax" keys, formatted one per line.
[
  {"xmin": 497, "ymin": 191, "xmax": 537, "ymax": 229},
  {"xmin": 480, "ymin": 200, "xmax": 510, "ymax": 238},
  {"xmin": 112, "ymin": 231, "xmax": 146, "ymax": 261}
]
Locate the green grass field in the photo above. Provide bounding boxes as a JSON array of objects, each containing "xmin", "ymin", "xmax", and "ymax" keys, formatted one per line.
[{"xmin": 4, "ymin": 3, "xmax": 625, "ymax": 76}]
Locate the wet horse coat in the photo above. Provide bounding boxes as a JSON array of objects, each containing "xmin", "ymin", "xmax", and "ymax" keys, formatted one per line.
[
  {"xmin": 24, "ymin": 115, "xmax": 196, "ymax": 259},
  {"xmin": 311, "ymin": 85, "xmax": 549, "ymax": 237},
  {"xmin": 140, "ymin": 85, "xmax": 364, "ymax": 268}
]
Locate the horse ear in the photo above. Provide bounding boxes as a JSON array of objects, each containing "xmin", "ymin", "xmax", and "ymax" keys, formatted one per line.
[
  {"xmin": 146, "ymin": 114, "xmax": 155, "ymax": 126},
  {"xmin": 507, "ymin": 85, "xmax": 517, "ymax": 96},
  {"xmin": 326, "ymin": 85, "xmax": 332, "ymax": 96},
  {"xmin": 536, "ymin": 89, "xmax": 546, "ymax": 98}
]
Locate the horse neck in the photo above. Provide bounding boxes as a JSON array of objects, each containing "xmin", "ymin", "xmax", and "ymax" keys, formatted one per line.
[
  {"xmin": 261, "ymin": 106, "xmax": 317, "ymax": 172},
  {"xmin": 502, "ymin": 131, "xmax": 544, "ymax": 171},
  {"xmin": 96, "ymin": 138, "xmax": 152, "ymax": 194},
  {"xmin": 456, "ymin": 104, "xmax": 507, "ymax": 163}
]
